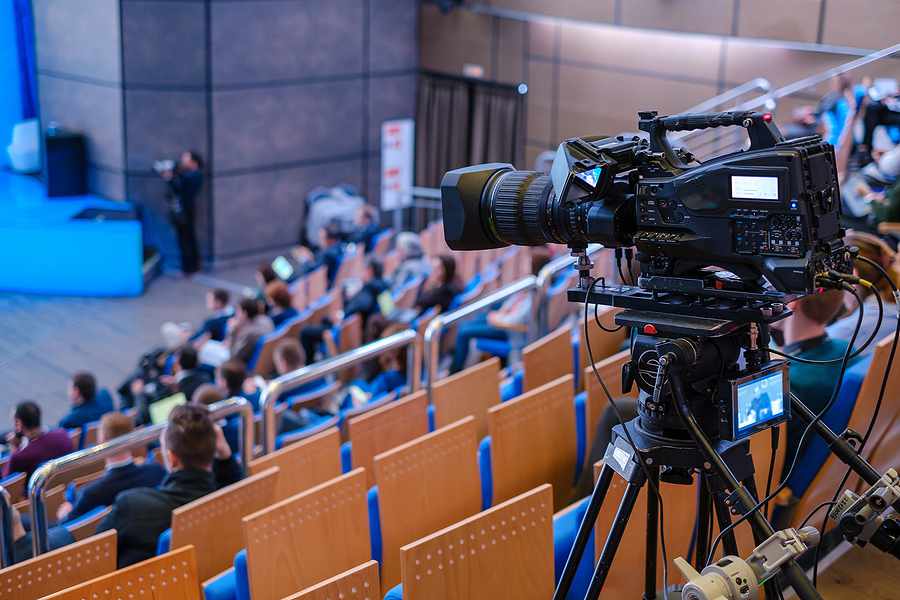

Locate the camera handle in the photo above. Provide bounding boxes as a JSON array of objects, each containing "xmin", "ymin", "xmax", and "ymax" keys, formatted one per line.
[{"xmin": 638, "ymin": 110, "xmax": 784, "ymax": 169}]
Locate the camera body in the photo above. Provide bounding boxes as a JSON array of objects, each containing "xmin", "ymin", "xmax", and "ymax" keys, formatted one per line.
[{"xmin": 441, "ymin": 111, "xmax": 848, "ymax": 298}]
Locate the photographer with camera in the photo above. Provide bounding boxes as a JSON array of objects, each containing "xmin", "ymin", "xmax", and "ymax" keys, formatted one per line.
[{"xmin": 155, "ymin": 151, "xmax": 204, "ymax": 275}]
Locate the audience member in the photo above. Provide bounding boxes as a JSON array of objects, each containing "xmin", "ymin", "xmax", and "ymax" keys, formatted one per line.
[
  {"xmin": 58, "ymin": 371, "xmax": 113, "ymax": 430},
  {"xmin": 57, "ymin": 413, "xmax": 166, "ymax": 523},
  {"xmin": 3, "ymin": 401, "xmax": 73, "ymax": 482},
  {"xmin": 772, "ymin": 290, "xmax": 860, "ymax": 469},
  {"xmin": 97, "ymin": 404, "xmax": 240, "ymax": 567},
  {"xmin": 266, "ymin": 281, "xmax": 299, "ymax": 328},
  {"xmin": 391, "ymin": 232, "xmax": 431, "ymax": 292},
  {"xmin": 450, "ymin": 251, "xmax": 551, "ymax": 372},
  {"xmin": 272, "ymin": 339, "xmax": 331, "ymax": 430},
  {"xmin": 819, "ymin": 74, "xmax": 853, "ymax": 148},
  {"xmin": 171, "ymin": 345, "xmax": 212, "ymax": 404},
  {"xmin": 414, "ymin": 254, "xmax": 461, "ymax": 315},
  {"xmin": 227, "ymin": 298, "xmax": 275, "ymax": 364},
  {"xmin": 216, "ymin": 359, "xmax": 259, "ymax": 411},
  {"xmin": 348, "ymin": 204, "xmax": 382, "ymax": 253},
  {"xmin": 190, "ymin": 288, "xmax": 232, "ymax": 343},
  {"xmin": 159, "ymin": 151, "xmax": 204, "ymax": 275},
  {"xmin": 294, "ymin": 226, "xmax": 345, "ymax": 287},
  {"xmin": 2, "ymin": 488, "xmax": 73, "ymax": 564}
]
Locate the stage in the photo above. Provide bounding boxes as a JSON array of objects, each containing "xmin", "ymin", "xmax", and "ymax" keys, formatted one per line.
[{"xmin": 0, "ymin": 171, "xmax": 143, "ymax": 296}]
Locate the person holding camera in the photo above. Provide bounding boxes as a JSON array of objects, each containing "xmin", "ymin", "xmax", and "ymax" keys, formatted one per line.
[{"xmin": 157, "ymin": 151, "xmax": 204, "ymax": 275}]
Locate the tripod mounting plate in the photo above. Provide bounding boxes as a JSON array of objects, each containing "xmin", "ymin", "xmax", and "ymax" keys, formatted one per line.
[{"xmin": 614, "ymin": 310, "xmax": 746, "ymax": 338}]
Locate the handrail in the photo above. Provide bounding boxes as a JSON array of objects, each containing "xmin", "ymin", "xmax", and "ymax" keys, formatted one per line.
[
  {"xmin": 259, "ymin": 329, "xmax": 418, "ymax": 454},
  {"xmin": 534, "ymin": 244, "xmax": 604, "ymax": 333},
  {"xmin": 28, "ymin": 396, "xmax": 254, "ymax": 557},
  {"xmin": 0, "ymin": 484, "xmax": 13, "ymax": 568}
]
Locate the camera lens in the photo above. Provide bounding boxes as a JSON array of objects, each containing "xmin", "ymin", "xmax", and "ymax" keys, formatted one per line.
[{"xmin": 486, "ymin": 170, "xmax": 556, "ymax": 246}]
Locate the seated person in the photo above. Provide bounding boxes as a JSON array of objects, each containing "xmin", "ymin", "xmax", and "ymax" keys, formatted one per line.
[
  {"xmin": 131, "ymin": 345, "xmax": 212, "ymax": 425},
  {"xmin": 272, "ymin": 339, "xmax": 334, "ymax": 426},
  {"xmin": 299, "ymin": 257, "xmax": 388, "ymax": 363},
  {"xmin": 190, "ymin": 288, "xmax": 232, "ymax": 344},
  {"xmin": 827, "ymin": 232, "xmax": 900, "ymax": 350},
  {"xmin": 227, "ymin": 298, "xmax": 274, "ymax": 364},
  {"xmin": 1, "ymin": 488, "xmax": 73, "ymax": 564},
  {"xmin": 292, "ymin": 225, "xmax": 345, "ymax": 288},
  {"xmin": 97, "ymin": 404, "xmax": 241, "ymax": 567},
  {"xmin": 348, "ymin": 204, "xmax": 382, "ymax": 253},
  {"xmin": 58, "ymin": 371, "xmax": 113, "ymax": 430},
  {"xmin": 57, "ymin": 413, "xmax": 166, "ymax": 523},
  {"xmin": 414, "ymin": 254, "xmax": 462, "ymax": 316},
  {"xmin": 216, "ymin": 359, "xmax": 260, "ymax": 411},
  {"xmin": 450, "ymin": 250, "xmax": 551, "ymax": 373},
  {"xmin": 347, "ymin": 323, "xmax": 408, "ymax": 406},
  {"xmin": 266, "ymin": 281, "xmax": 299, "ymax": 328},
  {"xmin": 254, "ymin": 263, "xmax": 279, "ymax": 312},
  {"xmin": 3, "ymin": 401, "xmax": 73, "ymax": 482},
  {"xmin": 772, "ymin": 289, "xmax": 862, "ymax": 470},
  {"xmin": 390, "ymin": 232, "xmax": 431, "ymax": 292}
]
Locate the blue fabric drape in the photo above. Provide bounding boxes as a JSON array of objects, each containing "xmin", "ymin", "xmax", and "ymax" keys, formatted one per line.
[{"xmin": 13, "ymin": 0, "xmax": 37, "ymax": 119}]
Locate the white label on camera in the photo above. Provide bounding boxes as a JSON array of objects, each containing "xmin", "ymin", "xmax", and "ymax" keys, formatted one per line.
[
  {"xmin": 612, "ymin": 447, "xmax": 631, "ymax": 471},
  {"xmin": 731, "ymin": 175, "xmax": 779, "ymax": 200}
]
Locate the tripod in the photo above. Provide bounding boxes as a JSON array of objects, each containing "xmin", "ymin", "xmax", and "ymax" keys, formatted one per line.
[{"xmin": 553, "ymin": 312, "xmax": 824, "ymax": 600}]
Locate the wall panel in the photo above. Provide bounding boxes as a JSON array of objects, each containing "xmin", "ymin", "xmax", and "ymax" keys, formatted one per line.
[
  {"xmin": 125, "ymin": 90, "xmax": 208, "ymax": 172},
  {"xmin": 488, "ymin": 0, "xmax": 615, "ymax": 23},
  {"xmin": 370, "ymin": 0, "xmax": 419, "ymax": 72},
  {"xmin": 420, "ymin": 5, "xmax": 493, "ymax": 77},
  {"xmin": 735, "ymin": 0, "xmax": 821, "ymax": 44},
  {"xmin": 33, "ymin": 0, "xmax": 121, "ymax": 83},
  {"xmin": 122, "ymin": 1, "xmax": 205, "ymax": 87},
  {"xmin": 619, "ymin": 0, "xmax": 735, "ymax": 36},
  {"xmin": 822, "ymin": 0, "xmax": 900, "ymax": 50}
]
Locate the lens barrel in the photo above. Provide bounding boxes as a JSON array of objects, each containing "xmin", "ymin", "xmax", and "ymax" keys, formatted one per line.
[{"xmin": 486, "ymin": 170, "xmax": 556, "ymax": 246}]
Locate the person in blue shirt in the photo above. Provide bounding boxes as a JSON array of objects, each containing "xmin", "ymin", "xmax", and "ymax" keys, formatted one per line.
[
  {"xmin": 56, "ymin": 413, "xmax": 166, "ymax": 523},
  {"xmin": 58, "ymin": 372, "xmax": 113, "ymax": 430},
  {"xmin": 348, "ymin": 204, "xmax": 382, "ymax": 253},
  {"xmin": 190, "ymin": 288, "xmax": 232, "ymax": 343},
  {"xmin": 266, "ymin": 281, "xmax": 299, "ymax": 328},
  {"xmin": 294, "ymin": 226, "xmax": 344, "ymax": 288}
]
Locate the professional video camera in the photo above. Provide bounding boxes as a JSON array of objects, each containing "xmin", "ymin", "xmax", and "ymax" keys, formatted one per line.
[{"xmin": 440, "ymin": 111, "xmax": 861, "ymax": 600}]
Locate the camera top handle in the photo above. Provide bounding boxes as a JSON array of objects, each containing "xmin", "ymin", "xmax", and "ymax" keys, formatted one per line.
[{"xmin": 639, "ymin": 110, "xmax": 785, "ymax": 169}]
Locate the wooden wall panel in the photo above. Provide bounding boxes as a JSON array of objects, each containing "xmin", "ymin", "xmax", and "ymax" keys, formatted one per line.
[
  {"xmin": 420, "ymin": 5, "xmax": 493, "ymax": 77},
  {"xmin": 496, "ymin": 18, "xmax": 527, "ymax": 84},
  {"xmin": 736, "ymin": 0, "xmax": 822, "ymax": 43},
  {"xmin": 619, "ymin": 0, "xmax": 735, "ymax": 36},
  {"xmin": 490, "ymin": 0, "xmax": 615, "ymax": 23},
  {"xmin": 822, "ymin": 0, "xmax": 900, "ymax": 49}
]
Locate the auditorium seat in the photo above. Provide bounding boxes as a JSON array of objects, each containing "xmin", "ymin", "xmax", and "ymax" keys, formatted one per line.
[
  {"xmin": 157, "ymin": 467, "xmax": 279, "ymax": 583},
  {"xmin": 574, "ymin": 306, "xmax": 625, "ymax": 392},
  {"xmin": 371, "ymin": 416, "xmax": 482, "ymax": 589},
  {"xmin": 286, "ymin": 560, "xmax": 380, "ymax": 600},
  {"xmin": 248, "ymin": 310, "xmax": 315, "ymax": 376},
  {"xmin": 501, "ymin": 325, "xmax": 576, "ymax": 402},
  {"xmin": 324, "ymin": 314, "xmax": 363, "ymax": 381},
  {"xmin": 551, "ymin": 497, "xmax": 596, "ymax": 600},
  {"xmin": 236, "ymin": 469, "xmax": 371, "ymax": 600},
  {"xmin": 333, "ymin": 247, "xmax": 365, "ymax": 292},
  {"xmin": 342, "ymin": 391, "xmax": 430, "ymax": 487},
  {"xmin": 248, "ymin": 427, "xmax": 342, "ymax": 502},
  {"xmin": 430, "ymin": 358, "xmax": 501, "ymax": 441},
  {"xmin": 0, "ymin": 530, "xmax": 116, "ymax": 600},
  {"xmin": 480, "ymin": 375, "xmax": 581, "ymax": 510},
  {"xmin": 581, "ymin": 350, "xmax": 635, "ymax": 452},
  {"xmin": 385, "ymin": 484, "xmax": 554, "ymax": 600},
  {"xmin": 274, "ymin": 413, "xmax": 340, "ymax": 450},
  {"xmin": 0, "ymin": 472, "xmax": 26, "ymax": 503},
  {"xmin": 44, "ymin": 544, "xmax": 199, "ymax": 600},
  {"xmin": 393, "ymin": 277, "xmax": 424, "ymax": 310},
  {"xmin": 64, "ymin": 506, "xmax": 112, "ymax": 541}
]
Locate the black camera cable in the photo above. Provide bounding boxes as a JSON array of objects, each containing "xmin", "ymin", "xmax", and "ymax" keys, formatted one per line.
[
  {"xmin": 582, "ymin": 275, "xmax": 671, "ymax": 600},
  {"xmin": 705, "ymin": 283, "xmax": 864, "ymax": 568}
]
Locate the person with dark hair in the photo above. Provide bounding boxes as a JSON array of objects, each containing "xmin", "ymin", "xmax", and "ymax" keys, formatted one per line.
[
  {"xmin": 57, "ymin": 413, "xmax": 166, "ymax": 523},
  {"xmin": 3, "ymin": 401, "xmax": 73, "ymax": 481},
  {"xmin": 190, "ymin": 288, "xmax": 232, "ymax": 344},
  {"xmin": 266, "ymin": 281, "xmax": 299, "ymax": 328},
  {"xmin": 348, "ymin": 204, "xmax": 382, "ymax": 253},
  {"xmin": 58, "ymin": 371, "xmax": 113, "ymax": 430},
  {"xmin": 97, "ymin": 404, "xmax": 240, "ymax": 567},
  {"xmin": 450, "ymin": 250, "xmax": 552, "ymax": 373},
  {"xmin": 172, "ymin": 345, "xmax": 211, "ymax": 403},
  {"xmin": 159, "ymin": 150, "xmax": 204, "ymax": 275},
  {"xmin": 293, "ymin": 226, "xmax": 345, "ymax": 287},
  {"xmin": 216, "ymin": 359, "xmax": 258, "ymax": 409},
  {"xmin": 227, "ymin": 298, "xmax": 274, "ymax": 364},
  {"xmin": 414, "ymin": 254, "xmax": 461, "ymax": 315}
]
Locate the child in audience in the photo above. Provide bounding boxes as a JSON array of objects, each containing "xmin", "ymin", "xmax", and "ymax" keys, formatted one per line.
[
  {"xmin": 58, "ymin": 371, "xmax": 113, "ymax": 430},
  {"xmin": 57, "ymin": 413, "xmax": 166, "ymax": 523},
  {"xmin": 97, "ymin": 404, "xmax": 241, "ymax": 567},
  {"xmin": 3, "ymin": 401, "xmax": 73, "ymax": 482}
]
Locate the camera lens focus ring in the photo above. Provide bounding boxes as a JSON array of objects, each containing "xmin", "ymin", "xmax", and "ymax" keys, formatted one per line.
[{"xmin": 488, "ymin": 171, "xmax": 556, "ymax": 246}]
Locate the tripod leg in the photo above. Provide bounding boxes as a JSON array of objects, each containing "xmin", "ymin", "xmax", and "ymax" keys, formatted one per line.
[
  {"xmin": 644, "ymin": 465, "xmax": 660, "ymax": 600},
  {"xmin": 553, "ymin": 461, "xmax": 616, "ymax": 600},
  {"xmin": 584, "ymin": 475, "xmax": 646, "ymax": 600},
  {"xmin": 694, "ymin": 475, "xmax": 712, "ymax": 569},
  {"xmin": 713, "ymin": 490, "xmax": 740, "ymax": 556}
]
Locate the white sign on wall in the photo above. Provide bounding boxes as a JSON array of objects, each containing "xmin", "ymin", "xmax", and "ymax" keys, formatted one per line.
[{"xmin": 381, "ymin": 118, "xmax": 415, "ymax": 211}]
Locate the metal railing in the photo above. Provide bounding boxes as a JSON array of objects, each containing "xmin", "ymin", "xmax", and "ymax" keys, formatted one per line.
[
  {"xmin": 27, "ymin": 396, "xmax": 254, "ymax": 557},
  {"xmin": 259, "ymin": 329, "xmax": 419, "ymax": 454},
  {"xmin": 0, "ymin": 484, "xmax": 13, "ymax": 568}
]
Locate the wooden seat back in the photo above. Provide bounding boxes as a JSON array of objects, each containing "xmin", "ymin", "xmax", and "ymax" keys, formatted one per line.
[
  {"xmin": 65, "ymin": 506, "xmax": 112, "ymax": 542},
  {"xmin": 0, "ymin": 530, "xmax": 116, "ymax": 600},
  {"xmin": 82, "ymin": 421, "xmax": 101, "ymax": 449},
  {"xmin": 253, "ymin": 325, "xmax": 296, "ymax": 376},
  {"xmin": 546, "ymin": 273, "xmax": 578, "ymax": 332},
  {"xmin": 333, "ymin": 249, "xmax": 365, "ymax": 291},
  {"xmin": 522, "ymin": 325, "xmax": 572, "ymax": 394},
  {"xmin": 286, "ymin": 560, "xmax": 380, "ymax": 600},
  {"xmin": 15, "ymin": 484, "xmax": 66, "ymax": 521},
  {"xmin": 432, "ymin": 358, "xmax": 501, "ymax": 441},
  {"xmin": 68, "ymin": 428, "xmax": 81, "ymax": 451},
  {"xmin": 393, "ymin": 278, "xmax": 421, "ymax": 310},
  {"xmin": 170, "ymin": 467, "xmax": 280, "ymax": 582},
  {"xmin": 43, "ymin": 545, "xmax": 199, "ymax": 600},
  {"xmin": 1, "ymin": 472, "xmax": 26, "ymax": 503},
  {"xmin": 792, "ymin": 336, "xmax": 899, "ymax": 526},
  {"xmin": 577, "ymin": 307, "xmax": 625, "ymax": 390},
  {"xmin": 243, "ymin": 469, "xmax": 370, "ymax": 600},
  {"xmin": 324, "ymin": 315, "xmax": 363, "ymax": 381},
  {"xmin": 375, "ymin": 417, "xmax": 482, "ymax": 589},
  {"xmin": 584, "ymin": 350, "xmax": 636, "ymax": 451},
  {"xmin": 347, "ymin": 391, "xmax": 429, "ymax": 487},
  {"xmin": 399, "ymin": 484, "xmax": 554, "ymax": 600},
  {"xmin": 248, "ymin": 427, "xmax": 342, "ymax": 502},
  {"xmin": 488, "ymin": 375, "xmax": 577, "ymax": 509}
]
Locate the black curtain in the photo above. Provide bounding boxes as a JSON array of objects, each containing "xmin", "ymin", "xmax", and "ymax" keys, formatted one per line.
[{"xmin": 416, "ymin": 71, "xmax": 525, "ymax": 188}]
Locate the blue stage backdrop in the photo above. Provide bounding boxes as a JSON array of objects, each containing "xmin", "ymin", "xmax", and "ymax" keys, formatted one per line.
[{"xmin": 0, "ymin": 1, "xmax": 25, "ymax": 166}]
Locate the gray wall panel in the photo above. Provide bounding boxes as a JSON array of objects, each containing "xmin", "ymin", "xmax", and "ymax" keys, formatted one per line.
[
  {"xmin": 368, "ymin": 74, "xmax": 417, "ymax": 153},
  {"xmin": 33, "ymin": 0, "xmax": 121, "ymax": 83},
  {"xmin": 125, "ymin": 90, "xmax": 208, "ymax": 172},
  {"xmin": 38, "ymin": 75, "xmax": 124, "ymax": 171},
  {"xmin": 369, "ymin": 0, "xmax": 418, "ymax": 72},
  {"xmin": 212, "ymin": 79, "xmax": 365, "ymax": 173},
  {"xmin": 211, "ymin": 0, "xmax": 365, "ymax": 86},
  {"xmin": 122, "ymin": 0, "xmax": 206, "ymax": 87},
  {"xmin": 214, "ymin": 159, "xmax": 364, "ymax": 256},
  {"xmin": 87, "ymin": 167, "xmax": 126, "ymax": 201}
]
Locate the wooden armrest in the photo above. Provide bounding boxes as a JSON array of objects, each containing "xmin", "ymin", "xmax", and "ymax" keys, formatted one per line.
[{"xmin": 877, "ymin": 222, "xmax": 900, "ymax": 235}]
